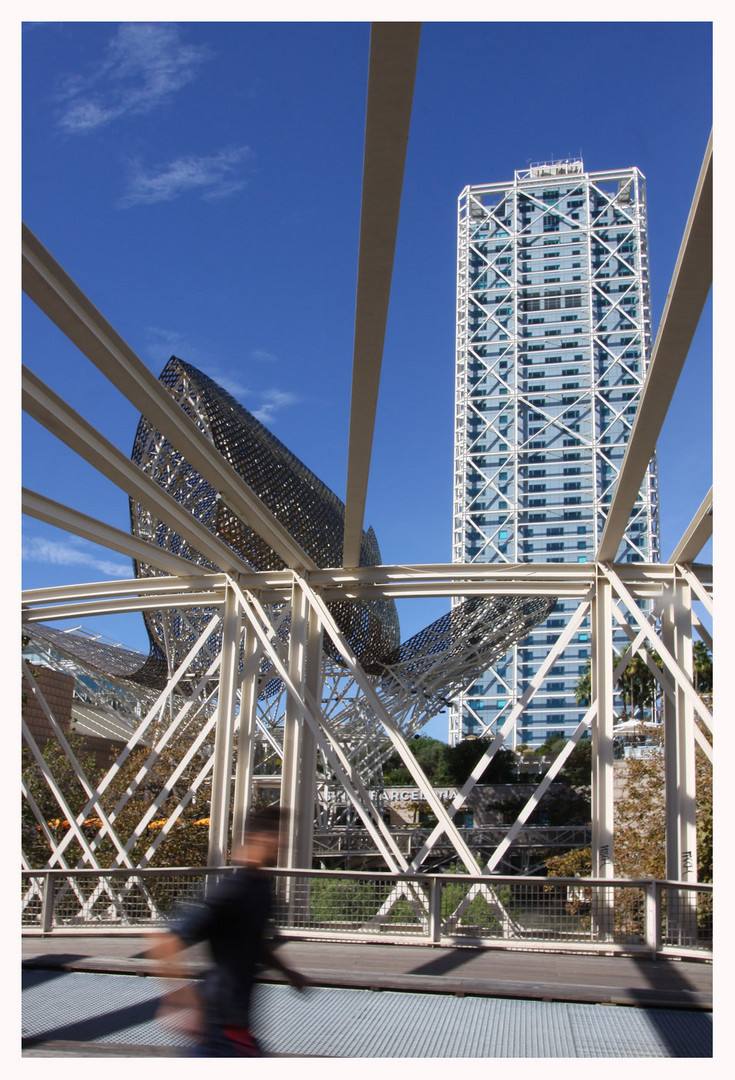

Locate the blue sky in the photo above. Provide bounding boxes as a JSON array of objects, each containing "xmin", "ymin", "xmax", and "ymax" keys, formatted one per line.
[{"xmin": 20, "ymin": 17, "xmax": 713, "ymax": 740}]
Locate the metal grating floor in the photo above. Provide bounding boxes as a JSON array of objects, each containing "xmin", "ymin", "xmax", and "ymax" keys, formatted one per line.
[{"xmin": 22, "ymin": 969, "xmax": 712, "ymax": 1058}]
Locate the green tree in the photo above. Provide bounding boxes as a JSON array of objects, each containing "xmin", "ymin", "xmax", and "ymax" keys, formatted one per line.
[
  {"xmin": 440, "ymin": 739, "xmax": 517, "ymax": 786},
  {"xmin": 575, "ymin": 659, "xmax": 591, "ymax": 707},
  {"xmin": 546, "ymin": 846, "xmax": 591, "ymax": 879},
  {"xmin": 382, "ymin": 736, "xmax": 516, "ymax": 787},
  {"xmin": 548, "ymin": 723, "xmax": 712, "ymax": 883},
  {"xmin": 382, "ymin": 735, "xmax": 449, "ymax": 786},
  {"xmin": 559, "ymin": 736, "xmax": 592, "ymax": 787},
  {"xmin": 22, "ymin": 734, "xmax": 212, "ymax": 869},
  {"xmin": 618, "ymin": 652, "xmax": 656, "ymax": 719},
  {"xmin": 22, "ymin": 735, "xmax": 100, "ymax": 869}
]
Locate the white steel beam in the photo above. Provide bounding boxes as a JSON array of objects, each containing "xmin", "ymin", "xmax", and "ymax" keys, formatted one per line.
[
  {"xmin": 23, "ymin": 488, "xmax": 202, "ymax": 578},
  {"xmin": 306, "ymin": 562, "xmax": 689, "ymax": 587},
  {"xmin": 677, "ymin": 563, "xmax": 714, "ymax": 618},
  {"xmin": 22, "ymin": 592, "xmax": 228, "ymax": 622},
  {"xmin": 23, "ymin": 366, "xmax": 254, "ymax": 576},
  {"xmin": 669, "ymin": 488, "xmax": 713, "ymax": 564},
  {"xmin": 47, "ymin": 609, "xmax": 225, "ymax": 866},
  {"xmin": 21, "ymin": 561, "xmax": 709, "ymax": 620},
  {"xmin": 299, "ymin": 574, "xmax": 503, "ymax": 877},
  {"xmin": 662, "ymin": 589, "xmax": 695, "ymax": 884},
  {"xmin": 207, "ymin": 585, "xmax": 242, "ymax": 867},
  {"xmin": 342, "ymin": 22, "xmax": 421, "ymax": 566},
  {"xmin": 22, "ymin": 224, "xmax": 317, "ymax": 574},
  {"xmin": 483, "ymin": 705, "xmax": 596, "ymax": 874},
  {"xmin": 692, "ymin": 612, "xmax": 712, "ymax": 652},
  {"xmin": 675, "ymin": 578, "xmax": 698, "ymax": 885},
  {"xmin": 56, "ymin": 654, "xmax": 223, "ymax": 867},
  {"xmin": 231, "ymin": 626, "xmax": 261, "ymax": 849},
  {"xmin": 280, "ymin": 581, "xmax": 322, "ymax": 873},
  {"xmin": 23, "ymin": 574, "xmax": 228, "ymax": 607},
  {"xmin": 591, "ymin": 573, "xmax": 615, "ymax": 879},
  {"xmin": 22, "ymin": 661, "xmax": 136, "ymax": 869},
  {"xmin": 597, "ymin": 133, "xmax": 712, "ymax": 563},
  {"xmin": 21, "ymin": 719, "xmax": 103, "ymax": 870},
  {"xmin": 280, "ymin": 581, "xmax": 310, "ymax": 870}
]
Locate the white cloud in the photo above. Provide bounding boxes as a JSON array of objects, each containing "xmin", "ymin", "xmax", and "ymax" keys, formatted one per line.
[
  {"xmin": 253, "ymin": 389, "xmax": 299, "ymax": 425},
  {"xmin": 57, "ymin": 23, "xmax": 211, "ymax": 134},
  {"xmin": 144, "ymin": 327, "xmax": 196, "ymax": 366},
  {"xmin": 142, "ymin": 335, "xmax": 255, "ymax": 400},
  {"xmin": 206, "ymin": 367, "xmax": 251, "ymax": 401},
  {"xmin": 23, "ymin": 537, "xmax": 131, "ymax": 579},
  {"xmin": 118, "ymin": 147, "xmax": 251, "ymax": 207},
  {"xmin": 134, "ymin": 341, "xmax": 299, "ymax": 426}
]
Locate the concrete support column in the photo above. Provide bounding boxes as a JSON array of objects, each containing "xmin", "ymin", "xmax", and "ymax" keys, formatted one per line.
[{"xmin": 207, "ymin": 585, "xmax": 241, "ymax": 867}]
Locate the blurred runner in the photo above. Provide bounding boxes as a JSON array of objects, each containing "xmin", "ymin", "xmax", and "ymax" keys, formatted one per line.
[{"xmin": 148, "ymin": 805, "xmax": 307, "ymax": 1056}]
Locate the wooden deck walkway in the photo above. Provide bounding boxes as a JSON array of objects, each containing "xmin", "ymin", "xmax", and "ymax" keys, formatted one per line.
[{"xmin": 22, "ymin": 932, "xmax": 712, "ymax": 1010}]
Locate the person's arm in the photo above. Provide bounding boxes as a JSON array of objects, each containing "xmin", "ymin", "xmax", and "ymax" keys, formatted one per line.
[{"xmin": 147, "ymin": 931, "xmax": 205, "ymax": 1029}]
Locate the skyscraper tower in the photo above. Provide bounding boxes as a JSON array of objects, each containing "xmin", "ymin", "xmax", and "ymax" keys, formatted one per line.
[{"xmin": 451, "ymin": 159, "xmax": 660, "ymax": 747}]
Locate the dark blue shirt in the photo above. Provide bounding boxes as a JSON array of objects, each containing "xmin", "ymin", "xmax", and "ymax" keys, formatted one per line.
[{"xmin": 174, "ymin": 868, "xmax": 274, "ymax": 1026}]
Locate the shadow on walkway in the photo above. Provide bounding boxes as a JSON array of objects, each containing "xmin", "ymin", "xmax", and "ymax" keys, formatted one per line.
[
  {"xmin": 407, "ymin": 947, "xmax": 482, "ymax": 978},
  {"xmin": 22, "ymin": 969, "xmax": 164, "ymax": 1051}
]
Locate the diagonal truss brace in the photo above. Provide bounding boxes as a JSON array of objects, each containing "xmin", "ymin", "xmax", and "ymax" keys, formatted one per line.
[
  {"xmin": 407, "ymin": 594, "xmax": 593, "ymax": 871},
  {"xmin": 227, "ymin": 577, "xmax": 409, "ymax": 872},
  {"xmin": 611, "ymin": 602, "xmax": 712, "ymax": 764},
  {"xmin": 297, "ymin": 575, "xmax": 485, "ymax": 876},
  {"xmin": 43, "ymin": 610, "xmax": 226, "ymax": 866},
  {"xmin": 603, "ymin": 566, "xmax": 712, "ymax": 732},
  {"xmin": 23, "ymin": 366, "xmax": 253, "ymax": 577}
]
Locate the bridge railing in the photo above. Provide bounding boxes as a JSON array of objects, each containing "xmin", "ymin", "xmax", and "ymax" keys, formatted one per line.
[{"xmin": 21, "ymin": 867, "xmax": 712, "ymax": 960}]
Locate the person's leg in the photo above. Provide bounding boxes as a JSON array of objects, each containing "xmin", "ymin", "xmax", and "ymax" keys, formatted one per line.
[
  {"xmin": 194, "ymin": 1021, "xmax": 261, "ymax": 1057},
  {"xmin": 221, "ymin": 1024, "xmax": 262, "ymax": 1056}
]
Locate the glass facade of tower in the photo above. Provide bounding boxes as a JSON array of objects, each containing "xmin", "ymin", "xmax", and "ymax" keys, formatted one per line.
[{"xmin": 451, "ymin": 160, "xmax": 660, "ymax": 747}]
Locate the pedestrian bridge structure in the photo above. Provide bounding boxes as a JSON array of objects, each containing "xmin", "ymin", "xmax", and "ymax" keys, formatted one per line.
[{"xmin": 21, "ymin": 25, "xmax": 712, "ymax": 964}]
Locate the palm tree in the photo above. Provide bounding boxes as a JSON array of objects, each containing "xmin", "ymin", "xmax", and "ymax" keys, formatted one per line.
[{"xmin": 574, "ymin": 650, "xmax": 660, "ymax": 722}]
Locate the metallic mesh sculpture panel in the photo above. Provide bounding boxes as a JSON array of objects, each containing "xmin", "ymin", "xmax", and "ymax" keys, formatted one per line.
[
  {"xmin": 376, "ymin": 594, "xmax": 558, "ymax": 709},
  {"xmin": 130, "ymin": 357, "xmax": 400, "ymax": 674},
  {"xmin": 25, "ymin": 622, "xmax": 151, "ymax": 682},
  {"xmin": 22, "ymin": 624, "xmax": 161, "ymax": 739}
]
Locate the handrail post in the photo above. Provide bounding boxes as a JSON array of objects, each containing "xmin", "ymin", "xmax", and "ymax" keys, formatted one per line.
[
  {"xmin": 428, "ymin": 876, "xmax": 442, "ymax": 943},
  {"xmin": 41, "ymin": 873, "xmax": 54, "ymax": 934},
  {"xmin": 643, "ymin": 880, "xmax": 662, "ymax": 957}
]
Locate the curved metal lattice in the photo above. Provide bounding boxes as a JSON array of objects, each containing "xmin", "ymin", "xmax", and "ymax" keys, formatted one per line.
[
  {"xmin": 21, "ymin": 624, "xmax": 162, "ymax": 742},
  {"xmin": 130, "ymin": 356, "xmax": 400, "ymax": 677},
  {"xmin": 376, "ymin": 594, "xmax": 558, "ymax": 710}
]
